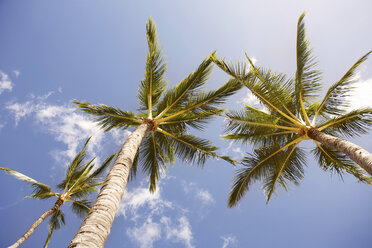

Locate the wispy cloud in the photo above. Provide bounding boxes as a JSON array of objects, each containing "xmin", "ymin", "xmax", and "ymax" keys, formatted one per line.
[
  {"xmin": 221, "ymin": 235, "xmax": 237, "ymax": 248},
  {"xmin": 127, "ymin": 218, "xmax": 162, "ymax": 248},
  {"xmin": 161, "ymin": 216, "xmax": 194, "ymax": 248},
  {"xmin": 12, "ymin": 70, "xmax": 20, "ymax": 78},
  {"xmin": 0, "ymin": 71, "xmax": 13, "ymax": 95},
  {"xmin": 119, "ymin": 181, "xmax": 194, "ymax": 248},
  {"xmin": 6, "ymin": 92, "xmax": 128, "ymax": 165},
  {"xmin": 182, "ymin": 181, "xmax": 214, "ymax": 205}
]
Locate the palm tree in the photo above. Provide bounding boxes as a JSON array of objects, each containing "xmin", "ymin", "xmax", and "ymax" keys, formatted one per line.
[
  {"xmin": 211, "ymin": 13, "xmax": 372, "ymax": 207},
  {"xmin": 1, "ymin": 138, "xmax": 115, "ymax": 248},
  {"xmin": 68, "ymin": 18, "xmax": 239, "ymax": 247}
]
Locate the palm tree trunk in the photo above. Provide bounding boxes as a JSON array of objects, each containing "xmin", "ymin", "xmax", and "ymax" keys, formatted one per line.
[
  {"xmin": 308, "ymin": 128, "xmax": 372, "ymax": 175},
  {"xmin": 68, "ymin": 123, "xmax": 151, "ymax": 248},
  {"xmin": 9, "ymin": 199, "xmax": 63, "ymax": 248}
]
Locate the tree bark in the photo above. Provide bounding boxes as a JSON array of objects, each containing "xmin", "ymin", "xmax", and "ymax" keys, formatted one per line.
[
  {"xmin": 9, "ymin": 199, "xmax": 63, "ymax": 248},
  {"xmin": 68, "ymin": 123, "xmax": 151, "ymax": 248},
  {"xmin": 308, "ymin": 128, "xmax": 372, "ymax": 176}
]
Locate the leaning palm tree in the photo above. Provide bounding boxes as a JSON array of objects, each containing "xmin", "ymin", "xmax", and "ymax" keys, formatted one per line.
[
  {"xmin": 211, "ymin": 13, "xmax": 372, "ymax": 207},
  {"xmin": 68, "ymin": 18, "xmax": 238, "ymax": 247},
  {"xmin": 1, "ymin": 138, "xmax": 115, "ymax": 248}
]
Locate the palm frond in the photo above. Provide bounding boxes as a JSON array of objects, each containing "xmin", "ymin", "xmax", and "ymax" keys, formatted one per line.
[
  {"xmin": 263, "ymin": 143, "xmax": 305, "ymax": 203},
  {"xmin": 87, "ymin": 153, "xmax": 116, "ymax": 181},
  {"xmin": 209, "ymin": 53, "xmax": 249, "ymax": 81},
  {"xmin": 139, "ymin": 131, "xmax": 168, "ymax": 192},
  {"xmin": 0, "ymin": 167, "xmax": 54, "ymax": 199},
  {"xmin": 70, "ymin": 199, "xmax": 92, "ymax": 218},
  {"xmin": 159, "ymin": 78, "xmax": 242, "ymax": 123},
  {"xmin": 294, "ymin": 12, "xmax": 322, "ymax": 116},
  {"xmin": 318, "ymin": 108, "xmax": 372, "ymax": 137},
  {"xmin": 138, "ymin": 17, "xmax": 167, "ymax": 116},
  {"xmin": 157, "ymin": 128, "xmax": 234, "ymax": 166},
  {"xmin": 228, "ymin": 136, "xmax": 303, "ymax": 207},
  {"xmin": 313, "ymin": 51, "xmax": 371, "ymax": 121},
  {"xmin": 74, "ymin": 100, "xmax": 141, "ymax": 131},
  {"xmin": 155, "ymin": 55, "xmax": 213, "ymax": 118},
  {"xmin": 313, "ymin": 142, "xmax": 371, "ymax": 183},
  {"xmin": 43, "ymin": 209, "xmax": 65, "ymax": 248},
  {"xmin": 223, "ymin": 106, "xmax": 297, "ymax": 146}
]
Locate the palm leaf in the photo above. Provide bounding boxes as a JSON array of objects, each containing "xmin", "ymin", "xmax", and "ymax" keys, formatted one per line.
[
  {"xmin": 228, "ymin": 136, "xmax": 303, "ymax": 207},
  {"xmin": 0, "ymin": 167, "xmax": 54, "ymax": 199},
  {"xmin": 294, "ymin": 12, "xmax": 321, "ymax": 117},
  {"xmin": 43, "ymin": 209, "xmax": 65, "ymax": 248},
  {"xmin": 313, "ymin": 142, "xmax": 371, "ymax": 183},
  {"xmin": 263, "ymin": 143, "xmax": 305, "ymax": 203},
  {"xmin": 155, "ymin": 55, "xmax": 214, "ymax": 118},
  {"xmin": 138, "ymin": 17, "xmax": 167, "ymax": 116},
  {"xmin": 139, "ymin": 131, "xmax": 168, "ymax": 192},
  {"xmin": 313, "ymin": 51, "xmax": 371, "ymax": 121},
  {"xmin": 73, "ymin": 100, "xmax": 141, "ymax": 131},
  {"xmin": 157, "ymin": 128, "xmax": 234, "ymax": 166},
  {"xmin": 318, "ymin": 108, "xmax": 372, "ymax": 137},
  {"xmin": 71, "ymin": 199, "xmax": 92, "ymax": 218},
  {"xmin": 159, "ymin": 78, "xmax": 242, "ymax": 123}
]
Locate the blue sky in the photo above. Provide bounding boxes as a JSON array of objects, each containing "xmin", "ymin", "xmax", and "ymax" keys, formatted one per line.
[{"xmin": 1, "ymin": 1, "xmax": 372, "ymax": 247}]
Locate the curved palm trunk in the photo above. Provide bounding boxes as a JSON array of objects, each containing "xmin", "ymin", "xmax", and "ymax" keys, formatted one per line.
[
  {"xmin": 309, "ymin": 128, "xmax": 372, "ymax": 175},
  {"xmin": 9, "ymin": 199, "xmax": 63, "ymax": 248},
  {"xmin": 69, "ymin": 123, "xmax": 150, "ymax": 248}
]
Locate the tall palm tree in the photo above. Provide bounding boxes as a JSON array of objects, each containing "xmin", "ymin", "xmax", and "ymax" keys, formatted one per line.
[
  {"xmin": 1, "ymin": 138, "xmax": 115, "ymax": 248},
  {"xmin": 68, "ymin": 18, "xmax": 239, "ymax": 247},
  {"xmin": 211, "ymin": 13, "xmax": 372, "ymax": 207}
]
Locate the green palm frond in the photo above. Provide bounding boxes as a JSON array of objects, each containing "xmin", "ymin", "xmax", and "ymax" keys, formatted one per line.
[
  {"xmin": 209, "ymin": 53, "xmax": 249, "ymax": 81},
  {"xmin": 313, "ymin": 51, "xmax": 371, "ymax": 121},
  {"xmin": 139, "ymin": 131, "xmax": 168, "ymax": 192},
  {"xmin": 71, "ymin": 199, "xmax": 92, "ymax": 218},
  {"xmin": 138, "ymin": 17, "xmax": 167, "ymax": 116},
  {"xmin": 228, "ymin": 136, "xmax": 303, "ymax": 207},
  {"xmin": 313, "ymin": 143, "xmax": 371, "ymax": 183},
  {"xmin": 43, "ymin": 209, "xmax": 65, "ymax": 248},
  {"xmin": 0, "ymin": 167, "xmax": 54, "ymax": 199},
  {"xmin": 294, "ymin": 12, "xmax": 322, "ymax": 116},
  {"xmin": 223, "ymin": 106, "xmax": 297, "ymax": 146},
  {"xmin": 155, "ymin": 55, "xmax": 214, "ymax": 118},
  {"xmin": 319, "ymin": 108, "xmax": 372, "ymax": 137},
  {"xmin": 158, "ymin": 128, "xmax": 234, "ymax": 166},
  {"xmin": 85, "ymin": 153, "xmax": 116, "ymax": 182},
  {"xmin": 263, "ymin": 144, "xmax": 306, "ymax": 203},
  {"xmin": 73, "ymin": 100, "xmax": 141, "ymax": 131}
]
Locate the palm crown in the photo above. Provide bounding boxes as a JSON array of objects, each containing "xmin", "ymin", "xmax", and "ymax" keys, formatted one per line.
[
  {"xmin": 74, "ymin": 18, "xmax": 239, "ymax": 192},
  {"xmin": 211, "ymin": 13, "xmax": 372, "ymax": 207},
  {"xmin": 1, "ymin": 138, "xmax": 115, "ymax": 247}
]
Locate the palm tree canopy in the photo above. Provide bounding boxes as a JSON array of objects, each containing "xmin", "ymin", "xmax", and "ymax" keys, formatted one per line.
[
  {"xmin": 74, "ymin": 17, "xmax": 240, "ymax": 192},
  {"xmin": 211, "ymin": 12, "xmax": 372, "ymax": 207},
  {"xmin": 0, "ymin": 137, "xmax": 116, "ymax": 247}
]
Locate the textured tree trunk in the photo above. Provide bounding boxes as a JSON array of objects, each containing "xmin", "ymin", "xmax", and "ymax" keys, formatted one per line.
[
  {"xmin": 68, "ymin": 123, "xmax": 151, "ymax": 248},
  {"xmin": 308, "ymin": 128, "xmax": 372, "ymax": 176},
  {"xmin": 9, "ymin": 199, "xmax": 63, "ymax": 248}
]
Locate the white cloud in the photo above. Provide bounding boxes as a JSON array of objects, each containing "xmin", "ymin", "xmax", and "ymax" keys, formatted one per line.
[
  {"xmin": 6, "ymin": 93, "xmax": 128, "ymax": 165},
  {"xmin": 127, "ymin": 218, "xmax": 162, "ymax": 248},
  {"xmin": 0, "ymin": 71, "xmax": 13, "ymax": 95},
  {"xmin": 222, "ymin": 141, "xmax": 245, "ymax": 160},
  {"xmin": 182, "ymin": 181, "xmax": 214, "ymax": 205},
  {"xmin": 221, "ymin": 235, "xmax": 237, "ymax": 248},
  {"xmin": 196, "ymin": 189, "xmax": 214, "ymax": 205},
  {"xmin": 161, "ymin": 216, "xmax": 194, "ymax": 248},
  {"xmin": 118, "ymin": 183, "xmax": 172, "ymax": 221},
  {"xmin": 347, "ymin": 76, "xmax": 372, "ymax": 110},
  {"xmin": 13, "ymin": 70, "xmax": 20, "ymax": 78}
]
